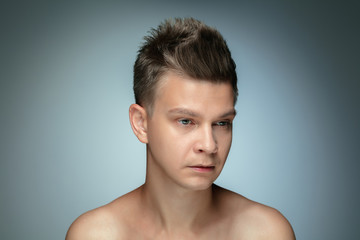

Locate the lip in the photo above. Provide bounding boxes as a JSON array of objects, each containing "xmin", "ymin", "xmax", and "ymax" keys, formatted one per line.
[{"xmin": 189, "ymin": 166, "xmax": 215, "ymax": 173}]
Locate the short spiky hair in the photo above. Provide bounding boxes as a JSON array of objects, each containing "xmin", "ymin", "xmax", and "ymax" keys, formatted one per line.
[{"xmin": 133, "ymin": 17, "xmax": 238, "ymax": 114}]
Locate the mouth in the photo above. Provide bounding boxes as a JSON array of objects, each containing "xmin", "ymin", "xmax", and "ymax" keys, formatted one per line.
[{"xmin": 189, "ymin": 165, "xmax": 215, "ymax": 173}]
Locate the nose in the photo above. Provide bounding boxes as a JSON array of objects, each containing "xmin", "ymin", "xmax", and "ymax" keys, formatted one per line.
[{"xmin": 195, "ymin": 125, "xmax": 218, "ymax": 154}]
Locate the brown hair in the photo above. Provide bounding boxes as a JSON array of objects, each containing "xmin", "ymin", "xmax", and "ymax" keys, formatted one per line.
[{"xmin": 133, "ymin": 17, "xmax": 238, "ymax": 115}]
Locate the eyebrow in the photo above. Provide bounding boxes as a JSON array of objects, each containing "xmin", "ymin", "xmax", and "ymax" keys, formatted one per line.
[{"xmin": 168, "ymin": 108, "xmax": 236, "ymax": 118}]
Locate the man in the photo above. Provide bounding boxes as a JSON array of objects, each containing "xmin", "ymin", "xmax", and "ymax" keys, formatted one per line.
[{"xmin": 66, "ymin": 18, "xmax": 295, "ymax": 239}]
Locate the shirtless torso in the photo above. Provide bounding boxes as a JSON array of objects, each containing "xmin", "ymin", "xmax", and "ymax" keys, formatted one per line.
[{"xmin": 66, "ymin": 184, "xmax": 295, "ymax": 239}]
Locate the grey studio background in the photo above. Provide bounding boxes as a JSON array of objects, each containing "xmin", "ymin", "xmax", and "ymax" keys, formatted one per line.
[{"xmin": 1, "ymin": 0, "xmax": 359, "ymax": 239}]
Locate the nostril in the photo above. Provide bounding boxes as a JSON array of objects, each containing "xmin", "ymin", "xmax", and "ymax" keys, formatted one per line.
[{"xmin": 197, "ymin": 145, "xmax": 217, "ymax": 154}]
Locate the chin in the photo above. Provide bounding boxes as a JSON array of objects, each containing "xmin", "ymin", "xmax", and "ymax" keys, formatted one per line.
[{"xmin": 181, "ymin": 178, "xmax": 215, "ymax": 191}]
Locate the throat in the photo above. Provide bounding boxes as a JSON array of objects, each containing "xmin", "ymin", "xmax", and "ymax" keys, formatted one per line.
[{"xmin": 139, "ymin": 183, "xmax": 216, "ymax": 232}]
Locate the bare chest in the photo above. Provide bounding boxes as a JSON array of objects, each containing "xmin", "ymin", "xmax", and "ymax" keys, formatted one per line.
[{"xmin": 123, "ymin": 218, "xmax": 237, "ymax": 240}]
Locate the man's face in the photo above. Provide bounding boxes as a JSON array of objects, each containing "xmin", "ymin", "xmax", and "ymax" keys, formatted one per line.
[{"xmin": 146, "ymin": 72, "xmax": 236, "ymax": 191}]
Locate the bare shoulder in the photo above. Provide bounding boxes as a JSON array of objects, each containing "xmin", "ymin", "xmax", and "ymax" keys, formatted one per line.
[
  {"xmin": 66, "ymin": 189, "xmax": 140, "ymax": 240},
  {"xmin": 66, "ymin": 205, "xmax": 120, "ymax": 239},
  {"xmin": 237, "ymin": 201, "xmax": 296, "ymax": 239},
  {"xmin": 214, "ymin": 185, "xmax": 296, "ymax": 239}
]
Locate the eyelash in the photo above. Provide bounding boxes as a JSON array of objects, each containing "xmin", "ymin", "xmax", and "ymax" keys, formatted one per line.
[
  {"xmin": 177, "ymin": 119, "xmax": 232, "ymax": 129},
  {"xmin": 178, "ymin": 119, "xmax": 193, "ymax": 126},
  {"xmin": 216, "ymin": 121, "xmax": 231, "ymax": 128}
]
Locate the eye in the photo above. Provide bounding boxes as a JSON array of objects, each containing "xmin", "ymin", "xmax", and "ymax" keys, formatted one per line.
[
  {"xmin": 215, "ymin": 121, "xmax": 231, "ymax": 128},
  {"xmin": 178, "ymin": 119, "xmax": 192, "ymax": 125}
]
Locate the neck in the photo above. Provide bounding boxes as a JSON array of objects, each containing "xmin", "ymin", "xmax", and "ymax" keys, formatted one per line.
[{"xmin": 140, "ymin": 170, "xmax": 216, "ymax": 233}]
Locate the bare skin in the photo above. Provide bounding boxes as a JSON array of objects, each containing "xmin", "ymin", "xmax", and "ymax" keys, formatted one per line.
[
  {"xmin": 66, "ymin": 72, "xmax": 295, "ymax": 239},
  {"xmin": 67, "ymin": 184, "xmax": 295, "ymax": 239}
]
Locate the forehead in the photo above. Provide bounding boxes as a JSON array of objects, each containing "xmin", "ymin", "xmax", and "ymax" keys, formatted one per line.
[{"xmin": 153, "ymin": 71, "xmax": 234, "ymax": 117}]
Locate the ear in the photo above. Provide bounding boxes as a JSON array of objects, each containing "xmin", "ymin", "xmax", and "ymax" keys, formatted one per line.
[{"xmin": 129, "ymin": 104, "xmax": 148, "ymax": 143}]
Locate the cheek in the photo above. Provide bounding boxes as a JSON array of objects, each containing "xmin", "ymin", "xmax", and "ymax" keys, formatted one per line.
[
  {"xmin": 173, "ymin": 136, "xmax": 194, "ymax": 154},
  {"xmin": 218, "ymin": 133, "xmax": 233, "ymax": 154},
  {"xmin": 147, "ymin": 122, "xmax": 192, "ymax": 161}
]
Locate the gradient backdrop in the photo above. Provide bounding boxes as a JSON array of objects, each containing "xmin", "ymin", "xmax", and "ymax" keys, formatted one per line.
[{"xmin": 1, "ymin": 1, "xmax": 359, "ymax": 239}]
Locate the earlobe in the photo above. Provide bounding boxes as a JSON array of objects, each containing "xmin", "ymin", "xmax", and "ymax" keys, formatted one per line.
[{"xmin": 129, "ymin": 104, "xmax": 148, "ymax": 143}]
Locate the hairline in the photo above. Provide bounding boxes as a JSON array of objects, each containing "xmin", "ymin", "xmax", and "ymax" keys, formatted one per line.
[{"xmin": 144, "ymin": 69, "xmax": 236, "ymax": 118}]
